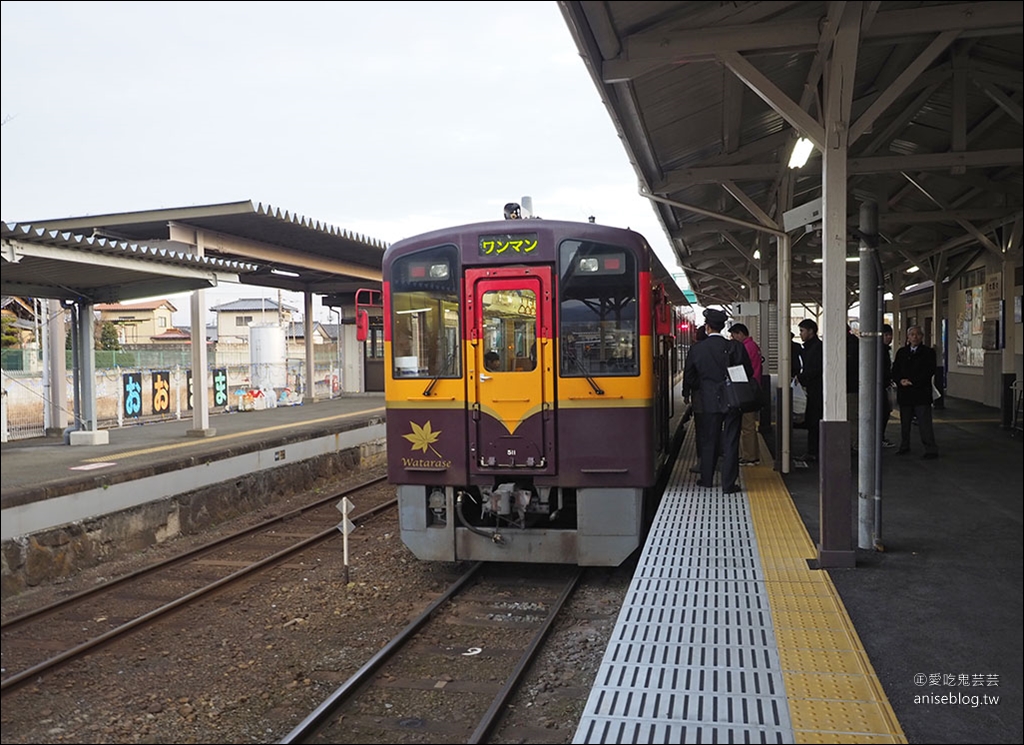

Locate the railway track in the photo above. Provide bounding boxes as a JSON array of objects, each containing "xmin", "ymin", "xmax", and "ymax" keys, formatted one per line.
[
  {"xmin": 281, "ymin": 562, "xmax": 584, "ymax": 744},
  {"xmin": 0, "ymin": 475, "xmax": 392, "ymax": 694}
]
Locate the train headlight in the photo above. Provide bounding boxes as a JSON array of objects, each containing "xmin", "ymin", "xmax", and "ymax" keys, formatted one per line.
[
  {"xmin": 428, "ymin": 488, "xmax": 447, "ymax": 523},
  {"xmin": 579, "ymin": 257, "xmax": 600, "ymax": 273}
]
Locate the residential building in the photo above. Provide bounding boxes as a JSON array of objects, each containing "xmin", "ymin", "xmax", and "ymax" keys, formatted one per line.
[
  {"xmin": 211, "ymin": 298, "xmax": 297, "ymax": 345},
  {"xmin": 95, "ymin": 299, "xmax": 177, "ymax": 345}
]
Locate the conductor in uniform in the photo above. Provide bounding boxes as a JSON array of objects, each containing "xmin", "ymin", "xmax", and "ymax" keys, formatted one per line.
[{"xmin": 682, "ymin": 308, "xmax": 753, "ymax": 494}]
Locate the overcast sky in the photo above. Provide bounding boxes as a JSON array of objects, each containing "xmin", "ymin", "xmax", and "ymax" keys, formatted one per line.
[{"xmin": 1, "ymin": 1, "xmax": 687, "ymax": 324}]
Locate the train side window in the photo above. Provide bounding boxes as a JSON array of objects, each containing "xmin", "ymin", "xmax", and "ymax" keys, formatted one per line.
[
  {"xmin": 558, "ymin": 240, "xmax": 638, "ymax": 377},
  {"xmin": 390, "ymin": 245, "xmax": 461, "ymax": 378}
]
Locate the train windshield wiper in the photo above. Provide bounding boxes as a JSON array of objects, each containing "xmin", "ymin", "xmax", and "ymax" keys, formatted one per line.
[
  {"xmin": 567, "ymin": 352, "xmax": 604, "ymax": 395},
  {"xmin": 423, "ymin": 350, "xmax": 457, "ymax": 396}
]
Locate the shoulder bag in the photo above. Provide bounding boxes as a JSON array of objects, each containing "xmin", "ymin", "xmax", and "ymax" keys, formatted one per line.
[{"xmin": 723, "ymin": 365, "xmax": 761, "ymax": 413}]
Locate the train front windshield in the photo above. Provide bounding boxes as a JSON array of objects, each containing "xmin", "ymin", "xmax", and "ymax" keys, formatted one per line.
[
  {"xmin": 390, "ymin": 245, "xmax": 461, "ymax": 378},
  {"xmin": 558, "ymin": 240, "xmax": 638, "ymax": 376}
]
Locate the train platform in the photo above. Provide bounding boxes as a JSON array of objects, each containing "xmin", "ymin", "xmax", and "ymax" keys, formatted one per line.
[
  {"xmin": 575, "ymin": 396, "xmax": 1022, "ymax": 744},
  {"xmin": 1, "ymin": 394, "xmax": 386, "ymax": 541}
]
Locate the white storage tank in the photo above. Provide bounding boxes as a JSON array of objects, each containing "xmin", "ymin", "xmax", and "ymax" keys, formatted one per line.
[{"xmin": 249, "ymin": 323, "xmax": 287, "ymax": 391}]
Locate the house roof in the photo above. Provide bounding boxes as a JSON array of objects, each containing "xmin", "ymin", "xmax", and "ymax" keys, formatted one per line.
[
  {"xmin": 210, "ymin": 298, "xmax": 299, "ymax": 313},
  {"xmin": 150, "ymin": 328, "xmax": 191, "ymax": 341},
  {"xmin": 2, "ymin": 296, "xmax": 36, "ymax": 318},
  {"xmin": 284, "ymin": 321, "xmax": 326, "ymax": 339},
  {"xmin": 95, "ymin": 299, "xmax": 178, "ymax": 313}
]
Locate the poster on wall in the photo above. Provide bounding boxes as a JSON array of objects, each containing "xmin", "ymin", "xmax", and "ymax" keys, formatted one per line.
[
  {"xmin": 122, "ymin": 372, "xmax": 143, "ymax": 419},
  {"xmin": 971, "ymin": 287, "xmax": 984, "ymax": 334},
  {"xmin": 956, "ymin": 286, "xmax": 985, "ymax": 367},
  {"xmin": 984, "ymin": 274, "xmax": 1001, "ymax": 319},
  {"xmin": 151, "ymin": 370, "xmax": 171, "ymax": 415},
  {"xmin": 982, "ymin": 319, "xmax": 1000, "ymax": 351}
]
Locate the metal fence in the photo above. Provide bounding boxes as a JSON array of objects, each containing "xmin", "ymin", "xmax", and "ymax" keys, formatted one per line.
[{"xmin": 1, "ymin": 348, "xmax": 345, "ymax": 442}]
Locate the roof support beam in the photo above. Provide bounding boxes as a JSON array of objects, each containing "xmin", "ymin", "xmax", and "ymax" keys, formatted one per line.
[
  {"xmin": 850, "ymin": 148, "xmax": 1024, "ymax": 172},
  {"xmin": 881, "ymin": 92, "xmax": 1023, "ymax": 208},
  {"xmin": 677, "ymin": 263, "xmax": 745, "ymax": 291},
  {"xmin": 857, "ymin": 83, "xmax": 942, "ymax": 157},
  {"xmin": 765, "ymin": 1, "xmax": 846, "ymax": 220},
  {"xmin": 661, "ymin": 148, "xmax": 1023, "ymax": 189},
  {"xmin": 973, "ymin": 78, "xmax": 1024, "ymax": 125},
  {"xmin": 945, "ymin": 248, "xmax": 985, "ymax": 283},
  {"xmin": 878, "ymin": 208, "xmax": 1013, "ymax": 225},
  {"xmin": 902, "ymin": 173, "xmax": 1004, "ymax": 258},
  {"xmin": 603, "ymin": 2, "xmax": 1019, "ymax": 80},
  {"xmin": 718, "ymin": 51, "xmax": 826, "ymax": 149},
  {"xmin": 722, "ymin": 72, "xmax": 744, "ymax": 154},
  {"xmin": 952, "ymin": 47, "xmax": 969, "ymax": 155},
  {"xmin": 721, "ymin": 180, "xmax": 779, "ymax": 229},
  {"xmin": 718, "ymin": 232, "xmax": 757, "ymax": 285},
  {"xmin": 848, "ymin": 30, "xmax": 960, "ymax": 145},
  {"xmin": 658, "ymin": 163, "xmax": 781, "ymax": 191},
  {"xmin": 168, "ymin": 223, "xmax": 381, "ymax": 282},
  {"xmin": 673, "ymin": 221, "xmax": 752, "ymax": 240}
]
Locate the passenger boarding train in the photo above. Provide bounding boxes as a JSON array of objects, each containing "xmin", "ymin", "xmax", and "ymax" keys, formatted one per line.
[{"xmin": 379, "ymin": 205, "xmax": 692, "ymax": 565}]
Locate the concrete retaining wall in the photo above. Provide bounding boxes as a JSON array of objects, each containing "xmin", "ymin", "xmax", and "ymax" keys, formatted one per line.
[{"xmin": 1, "ymin": 439, "xmax": 386, "ymax": 599}]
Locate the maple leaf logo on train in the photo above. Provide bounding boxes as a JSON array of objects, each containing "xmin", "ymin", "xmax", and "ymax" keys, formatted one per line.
[{"xmin": 403, "ymin": 420, "xmax": 444, "ymax": 458}]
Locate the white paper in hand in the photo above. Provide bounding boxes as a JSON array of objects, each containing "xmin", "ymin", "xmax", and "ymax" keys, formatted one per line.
[{"xmin": 727, "ymin": 365, "xmax": 749, "ymax": 383}]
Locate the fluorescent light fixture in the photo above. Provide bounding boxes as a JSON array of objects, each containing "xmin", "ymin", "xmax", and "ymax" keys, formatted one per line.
[
  {"xmin": 788, "ymin": 137, "xmax": 814, "ymax": 169},
  {"xmin": 812, "ymin": 256, "xmax": 860, "ymax": 263},
  {"xmin": 753, "ymin": 249, "xmax": 761, "ymax": 260},
  {"xmin": 906, "ymin": 265, "xmax": 920, "ymax": 273},
  {"xmin": 270, "ymin": 268, "xmax": 300, "ymax": 278}
]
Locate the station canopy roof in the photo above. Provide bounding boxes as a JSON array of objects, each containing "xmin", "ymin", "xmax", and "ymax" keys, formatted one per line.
[
  {"xmin": 561, "ymin": 1, "xmax": 1023, "ymax": 307},
  {"xmin": 1, "ymin": 221, "xmax": 258, "ymax": 304},
  {"xmin": 11, "ymin": 200, "xmax": 389, "ymax": 301}
]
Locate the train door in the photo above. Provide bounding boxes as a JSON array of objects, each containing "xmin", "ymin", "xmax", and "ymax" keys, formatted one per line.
[{"xmin": 467, "ymin": 267, "xmax": 554, "ymax": 473}]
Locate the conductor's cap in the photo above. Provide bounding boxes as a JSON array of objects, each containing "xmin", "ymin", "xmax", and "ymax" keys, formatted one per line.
[{"xmin": 703, "ymin": 308, "xmax": 728, "ymax": 326}]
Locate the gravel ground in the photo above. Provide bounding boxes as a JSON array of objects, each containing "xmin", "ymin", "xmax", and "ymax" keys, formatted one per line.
[{"xmin": 0, "ymin": 468, "xmax": 633, "ymax": 744}]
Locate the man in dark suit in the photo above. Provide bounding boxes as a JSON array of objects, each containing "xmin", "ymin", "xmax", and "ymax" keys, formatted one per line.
[
  {"xmin": 880, "ymin": 324, "xmax": 896, "ymax": 448},
  {"xmin": 682, "ymin": 308, "xmax": 753, "ymax": 493},
  {"xmin": 891, "ymin": 325, "xmax": 939, "ymax": 458},
  {"xmin": 796, "ymin": 318, "xmax": 823, "ymax": 461}
]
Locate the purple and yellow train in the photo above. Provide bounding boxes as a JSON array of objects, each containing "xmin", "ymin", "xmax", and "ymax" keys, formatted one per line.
[{"xmin": 381, "ymin": 209, "xmax": 691, "ymax": 565}]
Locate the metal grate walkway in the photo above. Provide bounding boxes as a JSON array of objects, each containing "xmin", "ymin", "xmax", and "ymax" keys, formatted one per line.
[
  {"xmin": 574, "ymin": 425, "xmax": 906, "ymax": 744},
  {"xmin": 574, "ymin": 430, "xmax": 793, "ymax": 743}
]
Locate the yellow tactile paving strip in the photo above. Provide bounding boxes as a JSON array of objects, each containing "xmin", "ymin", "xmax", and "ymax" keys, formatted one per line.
[{"xmin": 743, "ymin": 445, "xmax": 907, "ymax": 744}]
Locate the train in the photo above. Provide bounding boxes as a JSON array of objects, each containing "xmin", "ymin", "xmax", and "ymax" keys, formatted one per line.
[{"xmin": 378, "ymin": 204, "xmax": 693, "ymax": 565}]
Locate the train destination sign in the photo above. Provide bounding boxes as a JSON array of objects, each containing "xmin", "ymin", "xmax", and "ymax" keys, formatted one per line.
[{"xmin": 479, "ymin": 233, "xmax": 538, "ymax": 257}]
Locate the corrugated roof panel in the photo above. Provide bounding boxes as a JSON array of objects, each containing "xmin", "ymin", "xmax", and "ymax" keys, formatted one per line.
[
  {"xmin": 562, "ymin": 0, "xmax": 1022, "ymax": 305},
  {"xmin": 1, "ymin": 222, "xmax": 260, "ymax": 303}
]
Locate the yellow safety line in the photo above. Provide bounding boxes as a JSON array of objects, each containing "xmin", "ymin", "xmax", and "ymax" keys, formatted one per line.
[
  {"xmin": 744, "ymin": 441, "xmax": 907, "ymax": 744},
  {"xmin": 82, "ymin": 407, "xmax": 385, "ymax": 463}
]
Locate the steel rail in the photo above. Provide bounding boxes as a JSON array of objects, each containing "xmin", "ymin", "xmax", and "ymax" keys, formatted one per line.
[
  {"xmin": 1, "ymin": 474, "xmax": 386, "ymax": 631},
  {"xmin": 0, "ymin": 491, "xmax": 394, "ymax": 694}
]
